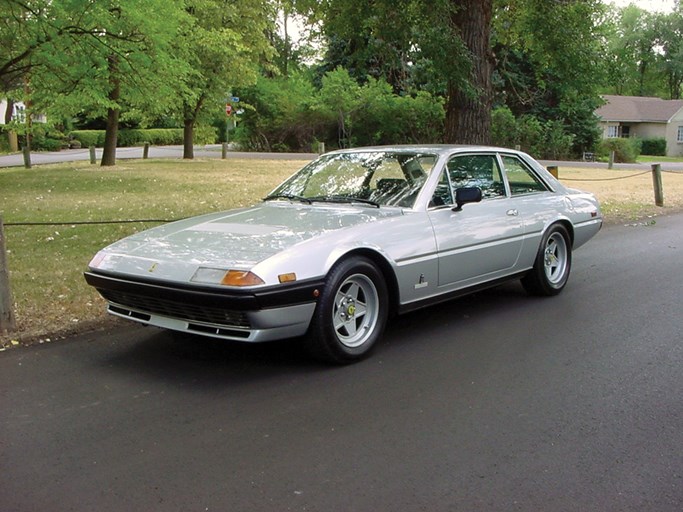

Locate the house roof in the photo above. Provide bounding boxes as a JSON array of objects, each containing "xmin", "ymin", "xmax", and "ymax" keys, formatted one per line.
[{"xmin": 596, "ymin": 95, "xmax": 683, "ymax": 123}]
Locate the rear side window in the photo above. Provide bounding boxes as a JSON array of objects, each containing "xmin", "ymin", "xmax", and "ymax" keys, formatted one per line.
[{"xmin": 502, "ymin": 155, "xmax": 548, "ymax": 195}]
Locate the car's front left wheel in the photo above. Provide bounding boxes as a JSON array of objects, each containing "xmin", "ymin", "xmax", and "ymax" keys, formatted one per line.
[{"xmin": 305, "ymin": 256, "xmax": 388, "ymax": 364}]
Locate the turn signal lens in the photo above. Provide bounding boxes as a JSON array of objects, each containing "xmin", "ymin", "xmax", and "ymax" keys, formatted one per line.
[
  {"xmin": 88, "ymin": 251, "xmax": 106, "ymax": 269},
  {"xmin": 278, "ymin": 272, "xmax": 297, "ymax": 283},
  {"xmin": 220, "ymin": 270, "xmax": 265, "ymax": 287}
]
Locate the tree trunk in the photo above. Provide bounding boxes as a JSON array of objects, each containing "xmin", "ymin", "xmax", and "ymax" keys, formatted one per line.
[
  {"xmin": 101, "ymin": 55, "xmax": 120, "ymax": 167},
  {"xmin": 4, "ymin": 98, "xmax": 18, "ymax": 152},
  {"xmin": 183, "ymin": 118, "xmax": 194, "ymax": 159},
  {"xmin": 444, "ymin": 0, "xmax": 493, "ymax": 145}
]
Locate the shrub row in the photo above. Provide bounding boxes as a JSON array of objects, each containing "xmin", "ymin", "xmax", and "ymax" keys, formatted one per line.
[{"xmin": 69, "ymin": 126, "xmax": 217, "ymax": 148}]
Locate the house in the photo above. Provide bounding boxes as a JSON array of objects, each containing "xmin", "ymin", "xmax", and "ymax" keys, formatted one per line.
[
  {"xmin": 0, "ymin": 99, "xmax": 46, "ymax": 124},
  {"xmin": 595, "ymin": 95, "xmax": 683, "ymax": 157}
]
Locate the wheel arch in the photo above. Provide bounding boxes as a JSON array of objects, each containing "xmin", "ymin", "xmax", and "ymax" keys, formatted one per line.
[
  {"xmin": 547, "ymin": 218, "xmax": 574, "ymax": 247},
  {"xmin": 329, "ymin": 248, "xmax": 400, "ymax": 317}
]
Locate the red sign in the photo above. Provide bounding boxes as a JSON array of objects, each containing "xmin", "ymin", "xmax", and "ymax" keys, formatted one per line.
[{"xmin": 225, "ymin": 104, "xmax": 233, "ymax": 116}]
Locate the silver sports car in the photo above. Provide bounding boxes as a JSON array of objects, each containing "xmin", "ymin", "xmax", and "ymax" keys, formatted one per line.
[{"xmin": 85, "ymin": 145, "xmax": 602, "ymax": 363}]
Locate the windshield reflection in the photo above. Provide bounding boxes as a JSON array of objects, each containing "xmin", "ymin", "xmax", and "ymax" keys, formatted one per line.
[{"xmin": 268, "ymin": 151, "xmax": 438, "ymax": 208}]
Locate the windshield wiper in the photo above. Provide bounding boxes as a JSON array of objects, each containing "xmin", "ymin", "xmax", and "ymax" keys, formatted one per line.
[
  {"xmin": 263, "ymin": 194, "xmax": 312, "ymax": 204},
  {"xmin": 308, "ymin": 195, "xmax": 380, "ymax": 208}
]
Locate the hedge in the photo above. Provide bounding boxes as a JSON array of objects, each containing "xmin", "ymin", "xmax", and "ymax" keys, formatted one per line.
[
  {"xmin": 639, "ymin": 138, "xmax": 666, "ymax": 156},
  {"xmin": 69, "ymin": 126, "xmax": 217, "ymax": 148}
]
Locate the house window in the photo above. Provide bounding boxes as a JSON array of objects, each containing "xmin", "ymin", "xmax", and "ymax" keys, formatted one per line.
[
  {"xmin": 607, "ymin": 125, "xmax": 619, "ymax": 138},
  {"xmin": 621, "ymin": 125, "xmax": 630, "ymax": 138},
  {"xmin": 678, "ymin": 126, "xmax": 683, "ymax": 143},
  {"xmin": 12, "ymin": 104, "xmax": 26, "ymax": 123}
]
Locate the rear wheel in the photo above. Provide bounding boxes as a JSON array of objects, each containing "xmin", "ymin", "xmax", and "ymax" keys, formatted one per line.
[
  {"xmin": 522, "ymin": 224, "xmax": 572, "ymax": 296},
  {"xmin": 305, "ymin": 257, "xmax": 388, "ymax": 364}
]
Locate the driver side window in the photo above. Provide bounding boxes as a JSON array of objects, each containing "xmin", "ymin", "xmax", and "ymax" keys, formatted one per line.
[{"xmin": 446, "ymin": 154, "xmax": 506, "ymax": 200}]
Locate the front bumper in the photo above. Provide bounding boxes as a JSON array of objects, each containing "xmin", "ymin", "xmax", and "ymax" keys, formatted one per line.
[{"xmin": 84, "ymin": 271, "xmax": 323, "ymax": 342}]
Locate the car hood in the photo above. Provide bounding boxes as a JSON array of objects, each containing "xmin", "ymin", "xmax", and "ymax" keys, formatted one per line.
[{"xmin": 92, "ymin": 202, "xmax": 403, "ymax": 281}]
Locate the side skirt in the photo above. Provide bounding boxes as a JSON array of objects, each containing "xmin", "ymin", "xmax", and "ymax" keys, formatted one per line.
[{"xmin": 397, "ymin": 271, "xmax": 529, "ymax": 315}]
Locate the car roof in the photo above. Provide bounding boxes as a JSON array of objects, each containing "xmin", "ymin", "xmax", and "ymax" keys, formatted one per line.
[{"xmin": 326, "ymin": 144, "xmax": 524, "ymax": 157}]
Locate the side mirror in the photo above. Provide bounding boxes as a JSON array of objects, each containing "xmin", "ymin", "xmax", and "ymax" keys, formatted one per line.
[{"xmin": 452, "ymin": 187, "xmax": 482, "ymax": 211}]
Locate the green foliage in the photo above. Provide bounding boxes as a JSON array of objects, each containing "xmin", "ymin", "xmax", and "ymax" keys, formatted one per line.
[
  {"xmin": 28, "ymin": 125, "xmax": 66, "ymax": 151},
  {"xmin": 597, "ymin": 138, "xmax": 641, "ymax": 163},
  {"xmin": 491, "ymin": 107, "xmax": 517, "ymax": 149},
  {"xmin": 490, "ymin": 107, "xmax": 574, "ymax": 159},
  {"xmin": 69, "ymin": 127, "xmax": 217, "ymax": 147},
  {"xmin": 492, "ymin": 0, "xmax": 606, "ymax": 154},
  {"xmin": 174, "ymin": 0, "xmax": 274, "ymax": 154},
  {"xmin": 69, "ymin": 130, "xmax": 105, "ymax": 148},
  {"xmin": 234, "ymin": 72, "xmax": 319, "ymax": 151},
  {"xmin": 234, "ymin": 69, "xmax": 444, "ymax": 151},
  {"xmin": 639, "ymin": 138, "xmax": 667, "ymax": 156}
]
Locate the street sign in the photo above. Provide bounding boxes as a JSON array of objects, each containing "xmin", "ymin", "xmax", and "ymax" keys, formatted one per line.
[
  {"xmin": 225, "ymin": 104, "xmax": 233, "ymax": 116},
  {"xmin": 230, "ymin": 96, "xmax": 239, "ymax": 103}
]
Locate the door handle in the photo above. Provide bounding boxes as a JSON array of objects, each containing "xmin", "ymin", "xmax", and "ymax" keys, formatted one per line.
[{"xmin": 506, "ymin": 209, "xmax": 519, "ymax": 216}]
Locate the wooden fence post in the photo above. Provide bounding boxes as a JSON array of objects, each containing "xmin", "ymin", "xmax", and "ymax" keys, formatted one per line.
[
  {"xmin": 651, "ymin": 163, "xmax": 664, "ymax": 207},
  {"xmin": 608, "ymin": 151, "xmax": 615, "ymax": 170},
  {"xmin": 89, "ymin": 146, "xmax": 96, "ymax": 164},
  {"xmin": 222, "ymin": 142, "xmax": 228, "ymax": 159},
  {"xmin": 22, "ymin": 145, "xmax": 31, "ymax": 169},
  {"xmin": 0, "ymin": 217, "xmax": 17, "ymax": 334}
]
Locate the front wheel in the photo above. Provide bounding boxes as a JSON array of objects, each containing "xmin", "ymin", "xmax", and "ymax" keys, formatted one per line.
[
  {"xmin": 304, "ymin": 257, "xmax": 388, "ymax": 364},
  {"xmin": 521, "ymin": 224, "xmax": 572, "ymax": 296}
]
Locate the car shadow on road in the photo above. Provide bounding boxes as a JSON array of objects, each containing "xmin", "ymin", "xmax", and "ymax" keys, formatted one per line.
[{"xmin": 100, "ymin": 281, "xmax": 530, "ymax": 385}]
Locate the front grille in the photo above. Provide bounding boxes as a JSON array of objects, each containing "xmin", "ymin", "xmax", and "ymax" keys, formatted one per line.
[{"xmin": 99, "ymin": 288, "xmax": 251, "ymax": 328}]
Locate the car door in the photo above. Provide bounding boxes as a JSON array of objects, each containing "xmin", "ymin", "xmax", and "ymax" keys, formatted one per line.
[{"xmin": 427, "ymin": 153, "xmax": 525, "ymax": 288}]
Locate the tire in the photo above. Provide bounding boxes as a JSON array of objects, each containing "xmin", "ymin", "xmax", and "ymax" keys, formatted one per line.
[
  {"xmin": 305, "ymin": 257, "xmax": 388, "ymax": 364},
  {"xmin": 521, "ymin": 224, "xmax": 572, "ymax": 296}
]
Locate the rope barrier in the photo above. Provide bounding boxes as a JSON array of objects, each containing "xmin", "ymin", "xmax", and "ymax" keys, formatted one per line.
[
  {"xmin": 561, "ymin": 170, "xmax": 651, "ymax": 182},
  {"xmin": 4, "ymin": 219, "xmax": 178, "ymax": 227}
]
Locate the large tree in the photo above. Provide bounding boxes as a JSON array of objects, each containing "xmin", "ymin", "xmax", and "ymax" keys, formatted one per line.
[
  {"xmin": 2, "ymin": 0, "xmax": 185, "ymax": 165},
  {"xmin": 176, "ymin": 0, "xmax": 273, "ymax": 159},
  {"xmin": 443, "ymin": 0, "xmax": 493, "ymax": 144}
]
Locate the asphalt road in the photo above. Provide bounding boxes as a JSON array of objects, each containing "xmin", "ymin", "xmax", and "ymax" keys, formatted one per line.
[
  {"xmin": 0, "ymin": 145, "xmax": 318, "ymax": 167},
  {"xmin": 1, "ymin": 214, "xmax": 682, "ymax": 511}
]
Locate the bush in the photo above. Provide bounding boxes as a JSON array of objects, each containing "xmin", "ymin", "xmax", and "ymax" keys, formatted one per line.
[
  {"xmin": 69, "ymin": 130, "xmax": 105, "ymax": 148},
  {"xmin": 639, "ymin": 138, "xmax": 666, "ymax": 156},
  {"xmin": 25, "ymin": 125, "xmax": 67, "ymax": 151},
  {"xmin": 597, "ymin": 138, "xmax": 641, "ymax": 163},
  {"xmin": 68, "ymin": 127, "xmax": 217, "ymax": 148},
  {"xmin": 491, "ymin": 107, "xmax": 517, "ymax": 149}
]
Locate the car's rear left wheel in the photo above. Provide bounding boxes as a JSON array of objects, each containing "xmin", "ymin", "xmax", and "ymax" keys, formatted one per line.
[
  {"xmin": 522, "ymin": 224, "xmax": 572, "ymax": 296},
  {"xmin": 305, "ymin": 256, "xmax": 388, "ymax": 364}
]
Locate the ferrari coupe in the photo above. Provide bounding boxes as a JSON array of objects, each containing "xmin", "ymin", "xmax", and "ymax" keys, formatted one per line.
[{"xmin": 85, "ymin": 145, "xmax": 602, "ymax": 363}]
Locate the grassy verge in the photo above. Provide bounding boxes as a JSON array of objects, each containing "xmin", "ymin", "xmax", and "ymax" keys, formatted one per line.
[
  {"xmin": 1, "ymin": 160, "xmax": 682, "ymax": 347},
  {"xmin": 0, "ymin": 158, "xmax": 307, "ymax": 346}
]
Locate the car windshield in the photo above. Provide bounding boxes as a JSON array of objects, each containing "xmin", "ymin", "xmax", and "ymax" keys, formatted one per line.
[{"xmin": 266, "ymin": 151, "xmax": 438, "ymax": 208}]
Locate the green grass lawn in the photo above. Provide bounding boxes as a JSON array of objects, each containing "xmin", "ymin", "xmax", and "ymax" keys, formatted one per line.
[
  {"xmin": 0, "ymin": 158, "xmax": 308, "ymax": 344},
  {"xmin": 637, "ymin": 155, "xmax": 683, "ymax": 163}
]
